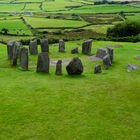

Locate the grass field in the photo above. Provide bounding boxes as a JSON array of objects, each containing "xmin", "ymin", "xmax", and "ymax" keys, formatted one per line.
[
  {"xmin": 0, "ymin": 40, "xmax": 140, "ymax": 139},
  {"xmin": 126, "ymin": 14, "xmax": 140, "ymax": 22},
  {"xmin": 55, "ymin": 4, "xmax": 140, "ymax": 14},
  {"xmin": 0, "ymin": 0, "xmax": 140, "ymax": 139},
  {"xmin": 0, "ymin": 19, "xmax": 32, "ymax": 35},
  {"xmin": 24, "ymin": 17, "xmax": 89, "ymax": 28}
]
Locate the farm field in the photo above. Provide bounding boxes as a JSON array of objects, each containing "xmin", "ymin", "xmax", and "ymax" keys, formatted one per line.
[
  {"xmin": 0, "ymin": 40, "xmax": 140, "ymax": 139},
  {"xmin": 24, "ymin": 16, "xmax": 89, "ymax": 28},
  {"xmin": 0, "ymin": 19, "xmax": 32, "ymax": 35}
]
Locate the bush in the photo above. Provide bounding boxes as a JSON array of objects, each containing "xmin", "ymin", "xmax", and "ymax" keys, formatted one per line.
[{"xmin": 107, "ymin": 21, "xmax": 140, "ymax": 37}]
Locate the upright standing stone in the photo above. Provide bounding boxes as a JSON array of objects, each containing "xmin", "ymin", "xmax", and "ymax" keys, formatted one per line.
[
  {"xmin": 103, "ymin": 55, "xmax": 111, "ymax": 69},
  {"xmin": 96, "ymin": 48, "xmax": 108, "ymax": 59},
  {"xmin": 94, "ymin": 64, "xmax": 102, "ymax": 74},
  {"xmin": 7, "ymin": 40, "xmax": 15, "ymax": 60},
  {"xmin": 29, "ymin": 40, "xmax": 38, "ymax": 55},
  {"xmin": 107, "ymin": 47, "xmax": 114, "ymax": 63},
  {"xmin": 40, "ymin": 39, "xmax": 49, "ymax": 52},
  {"xmin": 66, "ymin": 57, "xmax": 83, "ymax": 75},
  {"xmin": 82, "ymin": 39, "xmax": 92, "ymax": 55},
  {"xmin": 59, "ymin": 39, "xmax": 65, "ymax": 52},
  {"xmin": 11, "ymin": 45, "xmax": 18, "ymax": 66},
  {"xmin": 36, "ymin": 52, "xmax": 50, "ymax": 73},
  {"xmin": 15, "ymin": 41, "xmax": 22, "ymax": 58},
  {"xmin": 20, "ymin": 47, "xmax": 28, "ymax": 70},
  {"xmin": 55, "ymin": 60, "xmax": 62, "ymax": 75}
]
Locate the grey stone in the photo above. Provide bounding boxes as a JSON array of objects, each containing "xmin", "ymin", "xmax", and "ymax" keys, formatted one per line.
[
  {"xmin": 71, "ymin": 47, "xmax": 78, "ymax": 54},
  {"xmin": 94, "ymin": 64, "xmax": 102, "ymax": 74},
  {"xmin": 36, "ymin": 52, "xmax": 50, "ymax": 73},
  {"xmin": 20, "ymin": 47, "xmax": 28, "ymax": 70},
  {"xmin": 7, "ymin": 40, "xmax": 15, "ymax": 60},
  {"xmin": 29, "ymin": 40, "xmax": 38, "ymax": 55},
  {"xmin": 103, "ymin": 55, "xmax": 111, "ymax": 69},
  {"xmin": 11, "ymin": 45, "xmax": 18, "ymax": 66},
  {"xmin": 66, "ymin": 57, "xmax": 83, "ymax": 75},
  {"xmin": 82, "ymin": 39, "xmax": 92, "ymax": 55},
  {"xmin": 55, "ymin": 60, "xmax": 62, "ymax": 75},
  {"xmin": 40, "ymin": 39, "xmax": 49, "ymax": 52},
  {"xmin": 127, "ymin": 64, "xmax": 139, "ymax": 72},
  {"xmin": 7, "ymin": 40, "xmax": 22, "ymax": 60},
  {"xmin": 96, "ymin": 48, "xmax": 108, "ymax": 59},
  {"xmin": 59, "ymin": 39, "xmax": 65, "ymax": 52},
  {"xmin": 107, "ymin": 46, "xmax": 114, "ymax": 63}
]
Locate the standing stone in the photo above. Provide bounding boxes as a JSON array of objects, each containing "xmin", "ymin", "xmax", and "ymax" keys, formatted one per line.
[
  {"xmin": 59, "ymin": 39, "xmax": 65, "ymax": 52},
  {"xmin": 82, "ymin": 39, "xmax": 92, "ymax": 55},
  {"xmin": 71, "ymin": 47, "xmax": 78, "ymax": 54},
  {"xmin": 7, "ymin": 40, "xmax": 15, "ymax": 60},
  {"xmin": 103, "ymin": 55, "xmax": 112, "ymax": 69},
  {"xmin": 36, "ymin": 52, "xmax": 50, "ymax": 73},
  {"xmin": 107, "ymin": 47, "xmax": 114, "ymax": 63},
  {"xmin": 7, "ymin": 41, "xmax": 22, "ymax": 60},
  {"xmin": 55, "ymin": 60, "xmax": 62, "ymax": 75},
  {"xmin": 20, "ymin": 47, "xmax": 28, "ymax": 70},
  {"xmin": 96, "ymin": 48, "xmax": 108, "ymax": 59},
  {"xmin": 40, "ymin": 39, "xmax": 49, "ymax": 52},
  {"xmin": 66, "ymin": 57, "xmax": 83, "ymax": 75},
  {"xmin": 94, "ymin": 65, "xmax": 102, "ymax": 74},
  {"xmin": 11, "ymin": 45, "xmax": 18, "ymax": 66},
  {"xmin": 29, "ymin": 40, "xmax": 38, "ymax": 55}
]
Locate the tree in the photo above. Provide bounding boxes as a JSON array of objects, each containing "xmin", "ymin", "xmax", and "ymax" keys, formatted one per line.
[{"xmin": 1, "ymin": 28, "xmax": 9, "ymax": 35}]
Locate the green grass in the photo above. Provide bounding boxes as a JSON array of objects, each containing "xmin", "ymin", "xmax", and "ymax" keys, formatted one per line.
[
  {"xmin": 24, "ymin": 17, "xmax": 89, "ymax": 28},
  {"xmin": 126, "ymin": 14, "xmax": 140, "ymax": 22},
  {"xmin": 0, "ymin": 40, "xmax": 140, "ymax": 139},
  {"xmin": 52, "ymin": 4, "xmax": 140, "ymax": 14},
  {"xmin": 42, "ymin": 0, "xmax": 82, "ymax": 11},
  {"xmin": 82, "ymin": 24, "xmax": 114, "ymax": 34},
  {"xmin": 0, "ymin": 19, "xmax": 32, "ymax": 35},
  {"xmin": 23, "ymin": 3, "xmax": 41, "ymax": 12},
  {"xmin": 0, "ymin": 4, "xmax": 24, "ymax": 12}
]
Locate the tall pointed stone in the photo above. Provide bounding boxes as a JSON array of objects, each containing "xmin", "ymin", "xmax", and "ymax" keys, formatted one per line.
[
  {"xmin": 20, "ymin": 47, "xmax": 28, "ymax": 70},
  {"xmin": 7, "ymin": 40, "xmax": 15, "ymax": 60},
  {"xmin": 82, "ymin": 39, "xmax": 92, "ymax": 55},
  {"xmin": 55, "ymin": 60, "xmax": 62, "ymax": 75},
  {"xmin": 11, "ymin": 45, "xmax": 18, "ymax": 66},
  {"xmin": 40, "ymin": 39, "xmax": 49, "ymax": 52},
  {"xmin": 59, "ymin": 39, "xmax": 65, "ymax": 52},
  {"xmin": 29, "ymin": 40, "xmax": 38, "ymax": 55}
]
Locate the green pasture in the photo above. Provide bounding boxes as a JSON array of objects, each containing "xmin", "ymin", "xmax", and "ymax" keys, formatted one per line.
[
  {"xmin": 83, "ymin": 24, "xmax": 114, "ymax": 34},
  {"xmin": 0, "ymin": 40, "xmax": 140, "ymax": 139},
  {"xmin": 23, "ymin": 3, "xmax": 41, "ymax": 12},
  {"xmin": 42, "ymin": 0, "xmax": 83, "ymax": 11},
  {"xmin": 0, "ymin": 4, "xmax": 24, "ymax": 12},
  {"xmin": 53, "ymin": 4, "xmax": 140, "ymax": 13},
  {"xmin": 0, "ymin": 19, "xmax": 32, "ymax": 35},
  {"xmin": 24, "ymin": 16, "xmax": 89, "ymax": 28},
  {"xmin": 126, "ymin": 14, "xmax": 140, "ymax": 22}
]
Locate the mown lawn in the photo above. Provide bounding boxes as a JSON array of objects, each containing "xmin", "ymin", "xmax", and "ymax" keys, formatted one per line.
[{"xmin": 0, "ymin": 40, "xmax": 140, "ymax": 140}]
